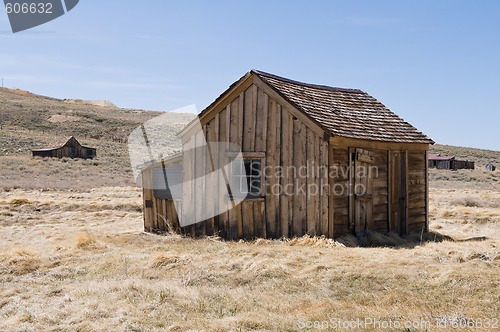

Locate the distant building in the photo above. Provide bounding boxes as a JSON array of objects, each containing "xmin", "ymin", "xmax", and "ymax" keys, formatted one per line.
[
  {"xmin": 428, "ymin": 154, "xmax": 474, "ymax": 170},
  {"xmin": 32, "ymin": 136, "xmax": 96, "ymax": 159},
  {"xmin": 484, "ymin": 163, "xmax": 496, "ymax": 172}
]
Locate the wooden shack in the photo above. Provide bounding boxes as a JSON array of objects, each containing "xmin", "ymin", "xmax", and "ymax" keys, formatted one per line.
[
  {"xmin": 142, "ymin": 70, "xmax": 434, "ymax": 239},
  {"xmin": 32, "ymin": 136, "xmax": 96, "ymax": 159},
  {"xmin": 428, "ymin": 154, "xmax": 474, "ymax": 170}
]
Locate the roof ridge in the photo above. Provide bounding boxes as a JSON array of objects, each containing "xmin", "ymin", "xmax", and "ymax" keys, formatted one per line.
[{"xmin": 251, "ymin": 69, "xmax": 364, "ymax": 94}]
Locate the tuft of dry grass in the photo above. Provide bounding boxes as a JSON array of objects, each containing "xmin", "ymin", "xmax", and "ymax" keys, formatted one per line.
[
  {"xmin": 74, "ymin": 230, "xmax": 97, "ymax": 249},
  {"xmin": 3, "ymin": 248, "xmax": 41, "ymax": 275},
  {"xmin": 8, "ymin": 197, "xmax": 31, "ymax": 206},
  {"xmin": 150, "ymin": 252, "xmax": 185, "ymax": 268}
]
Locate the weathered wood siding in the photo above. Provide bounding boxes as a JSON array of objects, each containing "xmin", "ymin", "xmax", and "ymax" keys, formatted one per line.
[
  {"xmin": 371, "ymin": 150, "xmax": 389, "ymax": 233},
  {"xmin": 175, "ymin": 83, "xmax": 329, "ymax": 239},
  {"xmin": 330, "ymin": 137, "xmax": 428, "ymax": 236},
  {"xmin": 330, "ymin": 145, "xmax": 389, "ymax": 236},
  {"xmin": 142, "ymin": 160, "xmax": 182, "ymax": 233},
  {"xmin": 407, "ymin": 151, "xmax": 427, "ymax": 233},
  {"xmin": 331, "ymin": 145, "xmax": 349, "ymax": 236}
]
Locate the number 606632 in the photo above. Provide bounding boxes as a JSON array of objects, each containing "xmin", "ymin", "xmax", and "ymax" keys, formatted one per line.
[{"xmin": 5, "ymin": 2, "xmax": 53, "ymax": 14}]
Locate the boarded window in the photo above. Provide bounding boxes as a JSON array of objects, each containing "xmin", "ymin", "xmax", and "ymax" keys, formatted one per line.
[{"xmin": 152, "ymin": 166, "xmax": 183, "ymax": 200}]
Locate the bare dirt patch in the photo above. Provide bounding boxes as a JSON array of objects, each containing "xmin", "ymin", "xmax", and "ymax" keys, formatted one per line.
[{"xmin": 47, "ymin": 114, "xmax": 82, "ymax": 123}]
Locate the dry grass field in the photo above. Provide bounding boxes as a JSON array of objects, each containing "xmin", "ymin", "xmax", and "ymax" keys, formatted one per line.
[
  {"xmin": 0, "ymin": 88, "xmax": 499, "ymax": 331},
  {"xmin": 0, "ymin": 182, "xmax": 498, "ymax": 331}
]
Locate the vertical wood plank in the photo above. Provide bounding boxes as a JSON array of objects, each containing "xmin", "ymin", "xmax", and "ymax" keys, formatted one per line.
[
  {"xmin": 242, "ymin": 201, "xmax": 254, "ymax": 239},
  {"xmin": 142, "ymin": 169, "xmax": 153, "ymax": 232},
  {"xmin": 253, "ymin": 201, "xmax": 265, "ymax": 238},
  {"xmin": 257, "ymin": 89, "xmax": 269, "ymax": 238},
  {"xmin": 238, "ymin": 93, "xmax": 244, "ymax": 149},
  {"xmin": 425, "ymin": 150, "xmax": 429, "ymax": 232},
  {"xmin": 404, "ymin": 150, "xmax": 409, "ymax": 235},
  {"xmin": 274, "ymin": 103, "xmax": 282, "ymax": 238},
  {"xmin": 228, "ymin": 97, "xmax": 242, "ymax": 239},
  {"xmin": 320, "ymin": 140, "xmax": 329, "ymax": 236},
  {"xmin": 229, "ymin": 97, "xmax": 241, "ymax": 151},
  {"xmin": 218, "ymin": 107, "xmax": 229, "ymax": 238},
  {"xmin": 292, "ymin": 120, "xmax": 306, "ymax": 237},
  {"xmin": 243, "ymin": 85, "xmax": 257, "ymax": 152},
  {"xmin": 212, "ymin": 113, "xmax": 220, "ymax": 235},
  {"xmin": 280, "ymin": 110, "xmax": 292, "ymax": 238},
  {"xmin": 328, "ymin": 144, "xmax": 335, "ymax": 238},
  {"xmin": 205, "ymin": 121, "xmax": 216, "ymax": 236},
  {"xmin": 348, "ymin": 147, "xmax": 354, "ymax": 232},
  {"xmin": 176, "ymin": 200, "xmax": 181, "ymax": 232},
  {"xmin": 391, "ymin": 151, "xmax": 400, "ymax": 234},
  {"xmin": 229, "ymin": 204, "xmax": 240, "ymax": 240},
  {"xmin": 182, "ymin": 136, "xmax": 195, "ymax": 236},
  {"xmin": 265, "ymin": 99, "xmax": 277, "ymax": 238},
  {"xmin": 312, "ymin": 132, "xmax": 320, "ymax": 235},
  {"xmin": 194, "ymin": 130, "xmax": 205, "ymax": 237},
  {"xmin": 255, "ymin": 89, "xmax": 268, "ymax": 151},
  {"xmin": 306, "ymin": 129, "xmax": 317, "ymax": 235},
  {"xmin": 387, "ymin": 150, "xmax": 392, "ymax": 233},
  {"xmin": 153, "ymin": 198, "xmax": 159, "ymax": 232}
]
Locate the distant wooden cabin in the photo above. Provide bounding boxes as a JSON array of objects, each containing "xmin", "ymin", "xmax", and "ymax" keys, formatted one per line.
[
  {"xmin": 428, "ymin": 154, "xmax": 474, "ymax": 170},
  {"xmin": 32, "ymin": 136, "xmax": 96, "ymax": 159},
  {"xmin": 142, "ymin": 70, "xmax": 434, "ymax": 239}
]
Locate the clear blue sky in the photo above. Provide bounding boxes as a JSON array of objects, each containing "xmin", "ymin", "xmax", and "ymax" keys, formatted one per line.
[{"xmin": 1, "ymin": 1, "xmax": 499, "ymax": 150}]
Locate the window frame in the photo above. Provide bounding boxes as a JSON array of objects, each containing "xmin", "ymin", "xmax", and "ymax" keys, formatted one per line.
[{"xmin": 226, "ymin": 152, "xmax": 265, "ymax": 200}]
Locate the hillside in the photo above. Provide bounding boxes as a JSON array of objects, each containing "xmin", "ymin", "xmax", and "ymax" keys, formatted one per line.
[{"xmin": 0, "ymin": 87, "xmax": 194, "ymax": 189}]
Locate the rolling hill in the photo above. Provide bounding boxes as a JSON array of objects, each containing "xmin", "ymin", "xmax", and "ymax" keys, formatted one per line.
[{"xmin": 0, "ymin": 87, "xmax": 193, "ymax": 189}]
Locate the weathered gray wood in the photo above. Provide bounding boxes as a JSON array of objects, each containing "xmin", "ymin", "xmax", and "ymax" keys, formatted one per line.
[
  {"xmin": 229, "ymin": 96, "xmax": 241, "ymax": 151},
  {"xmin": 320, "ymin": 140, "xmax": 329, "ymax": 236},
  {"xmin": 243, "ymin": 85, "xmax": 257, "ymax": 151},
  {"xmin": 273, "ymin": 104, "xmax": 282, "ymax": 238},
  {"xmin": 255, "ymin": 89, "xmax": 268, "ymax": 151},
  {"xmin": 194, "ymin": 130, "xmax": 206, "ymax": 237},
  {"xmin": 218, "ymin": 107, "xmax": 229, "ymax": 238},
  {"xmin": 280, "ymin": 109, "xmax": 292, "ymax": 238},
  {"xmin": 330, "ymin": 145, "xmax": 340, "ymax": 237},
  {"xmin": 266, "ymin": 99, "xmax": 278, "ymax": 238},
  {"xmin": 205, "ymin": 121, "xmax": 216, "ymax": 235},
  {"xmin": 306, "ymin": 128, "xmax": 318, "ymax": 235},
  {"xmin": 254, "ymin": 201, "xmax": 265, "ymax": 238},
  {"xmin": 425, "ymin": 150, "xmax": 429, "ymax": 232},
  {"xmin": 292, "ymin": 120, "xmax": 307, "ymax": 237},
  {"xmin": 242, "ymin": 201, "xmax": 254, "ymax": 239}
]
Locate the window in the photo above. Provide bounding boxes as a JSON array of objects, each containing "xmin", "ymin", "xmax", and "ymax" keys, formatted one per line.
[
  {"xmin": 231, "ymin": 158, "xmax": 262, "ymax": 198},
  {"xmin": 152, "ymin": 165, "xmax": 183, "ymax": 200}
]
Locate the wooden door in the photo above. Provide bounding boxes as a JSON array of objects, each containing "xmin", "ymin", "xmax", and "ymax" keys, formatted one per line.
[
  {"xmin": 390, "ymin": 151, "xmax": 408, "ymax": 235},
  {"xmin": 353, "ymin": 148, "xmax": 374, "ymax": 236}
]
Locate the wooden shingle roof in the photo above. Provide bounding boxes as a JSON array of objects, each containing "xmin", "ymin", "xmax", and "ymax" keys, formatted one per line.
[{"xmin": 253, "ymin": 70, "xmax": 434, "ymax": 144}]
